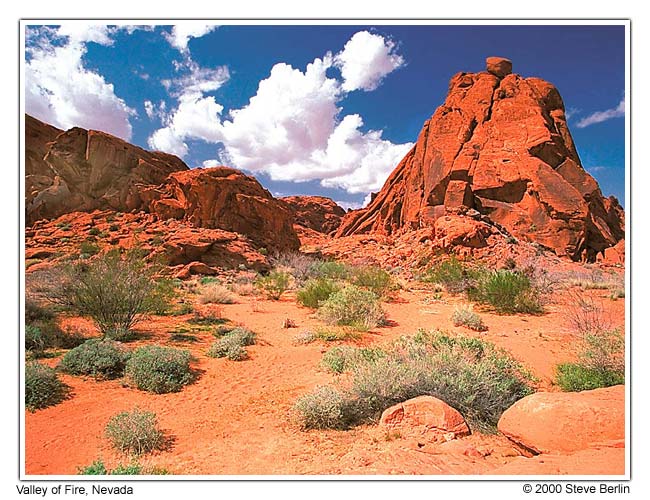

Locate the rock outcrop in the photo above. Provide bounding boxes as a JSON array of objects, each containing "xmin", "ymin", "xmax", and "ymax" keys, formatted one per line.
[
  {"xmin": 140, "ymin": 167, "xmax": 300, "ymax": 254},
  {"xmin": 25, "ymin": 115, "xmax": 188, "ymax": 224},
  {"xmin": 281, "ymin": 196, "xmax": 346, "ymax": 234},
  {"xmin": 336, "ymin": 57, "xmax": 624, "ymax": 262},
  {"xmin": 497, "ymin": 385, "xmax": 625, "ymax": 454}
]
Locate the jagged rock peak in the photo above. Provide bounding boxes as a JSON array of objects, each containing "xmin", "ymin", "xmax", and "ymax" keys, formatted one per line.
[{"xmin": 336, "ymin": 62, "xmax": 624, "ymax": 262}]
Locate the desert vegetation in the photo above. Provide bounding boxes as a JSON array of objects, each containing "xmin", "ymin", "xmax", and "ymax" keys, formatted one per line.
[
  {"xmin": 105, "ymin": 407, "xmax": 165, "ymax": 455},
  {"xmin": 296, "ymin": 331, "xmax": 533, "ymax": 432}
]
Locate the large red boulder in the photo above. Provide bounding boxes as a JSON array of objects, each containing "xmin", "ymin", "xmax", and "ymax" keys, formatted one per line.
[
  {"xmin": 25, "ymin": 114, "xmax": 188, "ymax": 224},
  {"xmin": 281, "ymin": 195, "xmax": 346, "ymax": 234},
  {"xmin": 336, "ymin": 58, "xmax": 624, "ymax": 262},
  {"xmin": 497, "ymin": 385, "xmax": 625, "ymax": 454},
  {"xmin": 140, "ymin": 167, "xmax": 300, "ymax": 254}
]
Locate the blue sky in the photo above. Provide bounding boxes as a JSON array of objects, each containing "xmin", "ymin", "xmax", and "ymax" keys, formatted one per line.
[{"xmin": 24, "ymin": 23, "xmax": 626, "ymax": 207}]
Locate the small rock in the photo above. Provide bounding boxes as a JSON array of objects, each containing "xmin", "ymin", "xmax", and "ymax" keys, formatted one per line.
[{"xmin": 486, "ymin": 56, "xmax": 513, "ymax": 78}]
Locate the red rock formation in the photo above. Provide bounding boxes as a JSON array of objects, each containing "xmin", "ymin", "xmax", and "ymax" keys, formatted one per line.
[
  {"xmin": 380, "ymin": 395, "xmax": 470, "ymax": 441},
  {"xmin": 281, "ymin": 195, "xmax": 346, "ymax": 234},
  {"xmin": 497, "ymin": 385, "xmax": 625, "ymax": 454},
  {"xmin": 25, "ymin": 210, "xmax": 270, "ymax": 273},
  {"xmin": 25, "ymin": 114, "xmax": 188, "ymax": 224},
  {"xmin": 140, "ymin": 167, "xmax": 300, "ymax": 254},
  {"xmin": 337, "ymin": 58, "xmax": 624, "ymax": 262}
]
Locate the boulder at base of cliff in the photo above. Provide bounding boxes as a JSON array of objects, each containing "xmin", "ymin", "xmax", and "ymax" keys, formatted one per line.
[{"xmin": 497, "ymin": 385, "xmax": 624, "ymax": 454}]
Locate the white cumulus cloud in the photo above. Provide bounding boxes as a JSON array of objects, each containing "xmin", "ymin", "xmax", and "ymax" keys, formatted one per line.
[
  {"xmin": 334, "ymin": 30, "xmax": 405, "ymax": 92},
  {"xmin": 576, "ymin": 98, "xmax": 625, "ymax": 128},
  {"xmin": 147, "ymin": 30, "xmax": 411, "ymax": 193},
  {"xmin": 164, "ymin": 24, "xmax": 218, "ymax": 52},
  {"xmin": 25, "ymin": 34, "xmax": 136, "ymax": 140}
]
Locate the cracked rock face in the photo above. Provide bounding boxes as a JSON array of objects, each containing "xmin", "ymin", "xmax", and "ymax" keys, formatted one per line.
[{"xmin": 336, "ymin": 58, "xmax": 624, "ymax": 261}]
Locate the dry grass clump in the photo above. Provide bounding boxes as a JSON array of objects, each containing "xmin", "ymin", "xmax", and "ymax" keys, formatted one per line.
[
  {"xmin": 198, "ymin": 283, "xmax": 237, "ymax": 304},
  {"xmin": 451, "ymin": 306, "xmax": 488, "ymax": 332}
]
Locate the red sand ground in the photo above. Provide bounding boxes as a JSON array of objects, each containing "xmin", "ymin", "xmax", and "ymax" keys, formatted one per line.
[{"xmin": 25, "ymin": 284, "xmax": 625, "ymax": 476}]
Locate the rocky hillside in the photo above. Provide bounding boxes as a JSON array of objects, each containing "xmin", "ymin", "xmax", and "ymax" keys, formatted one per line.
[
  {"xmin": 140, "ymin": 167, "xmax": 299, "ymax": 254},
  {"xmin": 281, "ymin": 196, "xmax": 346, "ymax": 234},
  {"xmin": 336, "ymin": 57, "xmax": 624, "ymax": 262},
  {"xmin": 26, "ymin": 115, "xmax": 189, "ymax": 225}
]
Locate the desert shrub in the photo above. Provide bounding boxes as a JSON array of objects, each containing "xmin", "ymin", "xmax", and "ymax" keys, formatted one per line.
[
  {"xmin": 309, "ymin": 260, "xmax": 349, "ymax": 280},
  {"xmin": 296, "ymin": 278, "xmax": 340, "ymax": 308},
  {"xmin": 77, "ymin": 459, "xmax": 108, "ymax": 475},
  {"xmin": 314, "ymin": 327, "xmax": 361, "ymax": 342},
  {"xmin": 451, "ymin": 306, "xmax": 487, "ymax": 332},
  {"xmin": 144, "ymin": 279, "xmax": 178, "ymax": 315},
  {"xmin": 79, "ymin": 241, "xmax": 100, "ymax": 256},
  {"xmin": 295, "ymin": 332, "xmax": 533, "ymax": 432},
  {"xmin": 229, "ymin": 282, "xmax": 258, "ymax": 296},
  {"xmin": 610, "ymin": 288, "xmax": 625, "ymax": 300},
  {"xmin": 78, "ymin": 459, "xmax": 167, "ymax": 475},
  {"xmin": 294, "ymin": 386, "xmax": 350, "ymax": 430},
  {"xmin": 468, "ymin": 269, "xmax": 542, "ymax": 314},
  {"xmin": 555, "ymin": 363, "xmax": 624, "ymax": 392},
  {"xmin": 189, "ymin": 310, "xmax": 226, "ymax": 326},
  {"xmin": 25, "ymin": 297, "xmax": 54, "ymax": 323},
  {"xmin": 349, "ymin": 265, "xmax": 395, "ymax": 298},
  {"xmin": 422, "ymin": 257, "xmax": 473, "ymax": 294},
  {"xmin": 125, "ymin": 346, "xmax": 192, "ymax": 393},
  {"xmin": 564, "ymin": 293, "xmax": 613, "ymax": 336},
  {"xmin": 198, "ymin": 283, "xmax": 236, "ymax": 304},
  {"xmin": 320, "ymin": 345, "xmax": 384, "ymax": 373},
  {"xmin": 59, "ymin": 339, "xmax": 130, "ymax": 379},
  {"xmin": 269, "ymin": 252, "xmax": 318, "ymax": 285},
  {"xmin": 199, "ymin": 276, "xmax": 220, "ymax": 285},
  {"xmin": 38, "ymin": 252, "xmax": 161, "ymax": 336},
  {"xmin": 25, "ymin": 325, "xmax": 53, "ymax": 355},
  {"xmin": 318, "ymin": 285, "xmax": 385, "ymax": 330},
  {"xmin": 293, "ymin": 330, "xmax": 317, "ymax": 344},
  {"xmin": 207, "ymin": 327, "xmax": 256, "ymax": 361},
  {"xmin": 105, "ymin": 408, "xmax": 164, "ymax": 455},
  {"xmin": 88, "ymin": 227, "xmax": 100, "ymax": 236},
  {"xmin": 25, "ymin": 361, "xmax": 68, "ymax": 411},
  {"xmin": 256, "ymin": 270, "xmax": 291, "ymax": 299}
]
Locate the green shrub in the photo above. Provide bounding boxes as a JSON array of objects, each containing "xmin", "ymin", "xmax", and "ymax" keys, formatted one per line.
[
  {"xmin": 80, "ymin": 241, "xmax": 100, "ymax": 256},
  {"xmin": 125, "ymin": 346, "xmax": 192, "ymax": 393},
  {"xmin": 422, "ymin": 257, "xmax": 473, "ymax": 294},
  {"xmin": 78, "ymin": 459, "xmax": 108, "ymax": 475},
  {"xmin": 256, "ymin": 270, "xmax": 291, "ymax": 299},
  {"xmin": 350, "ymin": 265, "xmax": 394, "ymax": 297},
  {"xmin": 198, "ymin": 284, "xmax": 237, "ymax": 304},
  {"xmin": 468, "ymin": 270, "xmax": 542, "ymax": 314},
  {"xmin": 296, "ymin": 278, "xmax": 340, "ymax": 308},
  {"xmin": 40, "ymin": 252, "xmax": 162, "ymax": 335},
  {"xmin": 318, "ymin": 285, "xmax": 385, "ymax": 330},
  {"xmin": 295, "ymin": 332, "xmax": 533, "ymax": 432},
  {"xmin": 555, "ymin": 328, "xmax": 624, "ymax": 391},
  {"xmin": 309, "ymin": 260, "xmax": 349, "ymax": 280},
  {"xmin": 105, "ymin": 408, "xmax": 164, "ymax": 455},
  {"xmin": 59, "ymin": 339, "xmax": 130, "ymax": 379},
  {"xmin": 88, "ymin": 227, "xmax": 100, "ymax": 236},
  {"xmin": 451, "ymin": 306, "xmax": 487, "ymax": 332},
  {"xmin": 78, "ymin": 459, "xmax": 167, "ymax": 475},
  {"xmin": 109, "ymin": 224, "xmax": 120, "ymax": 232},
  {"xmin": 25, "ymin": 361, "xmax": 68, "ymax": 411},
  {"xmin": 25, "ymin": 298, "xmax": 54, "ymax": 323},
  {"xmin": 25, "ymin": 325, "xmax": 52, "ymax": 355},
  {"xmin": 207, "ymin": 327, "xmax": 256, "ymax": 361},
  {"xmin": 294, "ymin": 386, "xmax": 350, "ymax": 430},
  {"xmin": 320, "ymin": 345, "xmax": 384, "ymax": 373},
  {"xmin": 199, "ymin": 276, "xmax": 220, "ymax": 285},
  {"xmin": 555, "ymin": 363, "xmax": 624, "ymax": 392},
  {"xmin": 143, "ymin": 279, "xmax": 178, "ymax": 315}
]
